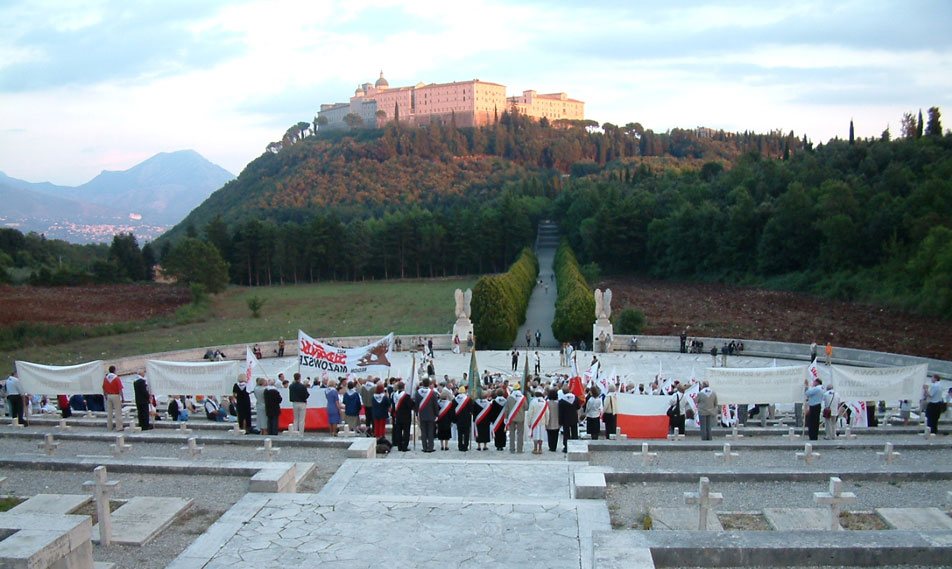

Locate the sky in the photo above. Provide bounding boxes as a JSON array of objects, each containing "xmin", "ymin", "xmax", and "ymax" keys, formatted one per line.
[{"xmin": 1, "ymin": 0, "xmax": 950, "ymax": 186}]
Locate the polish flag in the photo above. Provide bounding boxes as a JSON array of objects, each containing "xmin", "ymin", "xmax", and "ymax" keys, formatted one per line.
[{"xmin": 616, "ymin": 393, "xmax": 670, "ymax": 439}]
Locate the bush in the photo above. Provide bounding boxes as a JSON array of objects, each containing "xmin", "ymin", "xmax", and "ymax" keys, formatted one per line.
[
  {"xmin": 580, "ymin": 261, "xmax": 601, "ymax": 285},
  {"xmin": 551, "ymin": 241, "xmax": 596, "ymax": 343},
  {"xmin": 615, "ymin": 308, "xmax": 647, "ymax": 334},
  {"xmin": 247, "ymin": 295, "xmax": 266, "ymax": 318},
  {"xmin": 472, "ymin": 248, "xmax": 539, "ymax": 349},
  {"xmin": 189, "ymin": 283, "xmax": 208, "ymax": 305}
]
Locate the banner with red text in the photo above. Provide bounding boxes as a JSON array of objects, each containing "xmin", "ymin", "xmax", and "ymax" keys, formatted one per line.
[{"xmin": 298, "ymin": 330, "xmax": 394, "ymax": 378}]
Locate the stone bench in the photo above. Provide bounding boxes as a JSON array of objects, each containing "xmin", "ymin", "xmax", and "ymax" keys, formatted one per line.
[
  {"xmin": 249, "ymin": 464, "xmax": 297, "ymax": 493},
  {"xmin": 347, "ymin": 437, "xmax": 377, "ymax": 459}
]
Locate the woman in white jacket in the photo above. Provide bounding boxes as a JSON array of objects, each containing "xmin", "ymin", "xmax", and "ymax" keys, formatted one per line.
[{"xmin": 584, "ymin": 386, "xmax": 603, "ymax": 440}]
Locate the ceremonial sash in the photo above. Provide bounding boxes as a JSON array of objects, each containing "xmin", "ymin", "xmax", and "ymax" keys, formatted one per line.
[
  {"xmin": 504, "ymin": 395, "xmax": 526, "ymax": 427},
  {"xmin": 438, "ymin": 400, "xmax": 453, "ymax": 421},
  {"xmin": 394, "ymin": 392, "xmax": 408, "ymax": 412},
  {"xmin": 492, "ymin": 409, "xmax": 506, "ymax": 434},
  {"xmin": 475, "ymin": 402, "xmax": 492, "ymax": 425},
  {"xmin": 529, "ymin": 403, "xmax": 547, "ymax": 431},
  {"xmin": 418, "ymin": 389, "xmax": 435, "ymax": 412},
  {"xmin": 455, "ymin": 396, "xmax": 470, "ymax": 416}
]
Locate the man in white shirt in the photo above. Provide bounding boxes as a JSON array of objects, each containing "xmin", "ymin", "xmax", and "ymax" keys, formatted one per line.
[{"xmin": 5, "ymin": 371, "xmax": 26, "ymax": 426}]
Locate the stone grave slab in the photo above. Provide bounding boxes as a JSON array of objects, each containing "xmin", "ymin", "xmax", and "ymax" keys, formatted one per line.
[
  {"xmin": 9, "ymin": 493, "xmax": 92, "ymax": 515},
  {"xmin": 877, "ymin": 508, "xmax": 952, "ymax": 531},
  {"xmin": 763, "ymin": 507, "xmax": 832, "ymax": 531},
  {"xmin": 0, "ymin": 512, "xmax": 93, "ymax": 569},
  {"xmin": 574, "ymin": 471, "xmax": 606, "ymax": 499},
  {"xmin": 92, "ymin": 497, "xmax": 192, "ymax": 546},
  {"xmin": 649, "ymin": 507, "xmax": 723, "ymax": 531}
]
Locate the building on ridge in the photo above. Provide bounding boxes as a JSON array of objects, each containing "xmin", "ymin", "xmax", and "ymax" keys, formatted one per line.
[{"xmin": 318, "ymin": 72, "xmax": 584, "ymax": 131}]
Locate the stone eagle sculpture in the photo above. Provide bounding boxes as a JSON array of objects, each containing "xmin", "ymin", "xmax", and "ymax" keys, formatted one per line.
[
  {"xmin": 455, "ymin": 288, "xmax": 472, "ymax": 319},
  {"xmin": 594, "ymin": 288, "xmax": 612, "ymax": 320}
]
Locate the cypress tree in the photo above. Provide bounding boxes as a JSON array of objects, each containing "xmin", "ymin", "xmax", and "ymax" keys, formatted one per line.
[
  {"xmin": 916, "ymin": 109, "xmax": 924, "ymax": 138},
  {"xmin": 849, "ymin": 120, "xmax": 855, "ymax": 144}
]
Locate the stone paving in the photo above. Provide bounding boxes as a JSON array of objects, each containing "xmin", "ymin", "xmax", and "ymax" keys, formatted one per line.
[{"xmin": 169, "ymin": 458, "xmax": 611, "ymax": 569}]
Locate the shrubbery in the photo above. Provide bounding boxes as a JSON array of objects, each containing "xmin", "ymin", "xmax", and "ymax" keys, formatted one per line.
[
  {"xmin": 551, "ymin": 241, "xmax": 595, "ymax": 343},
  {"xmin": 471, "ymin": 248, "xmax": 539, "ymax": 349},
  {"xmin": 615, "ymin": 308, "xmax": 647, "ymax": 335}
]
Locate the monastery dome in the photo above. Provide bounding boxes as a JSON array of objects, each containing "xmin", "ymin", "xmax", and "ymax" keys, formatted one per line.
[{"xmin": 375, "ymin": 71, "xmax": 389, "ymax": 89}]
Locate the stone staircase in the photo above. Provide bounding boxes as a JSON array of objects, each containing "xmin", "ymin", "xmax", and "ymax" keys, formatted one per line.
[{"xmin": 536, "ymin": 220, "xmax": 560, "ymax": 250}]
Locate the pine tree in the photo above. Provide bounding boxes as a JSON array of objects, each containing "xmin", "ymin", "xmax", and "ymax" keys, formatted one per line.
[
  {"xmin": 926, "ymin": 106, "xmax": 942, "ymax": 137},
  {"xmin": 916, "ymin": 109, "xmax": 924, "ymax": 138},
  {"xmin": 849, "ymin": 120, "xmax": 855, "ymax": 144}
]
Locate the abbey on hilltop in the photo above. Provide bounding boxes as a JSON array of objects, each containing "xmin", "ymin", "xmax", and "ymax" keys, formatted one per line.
[{"xmin": 317, "ymin": 71, "xmax": 584, "ymax": 130}]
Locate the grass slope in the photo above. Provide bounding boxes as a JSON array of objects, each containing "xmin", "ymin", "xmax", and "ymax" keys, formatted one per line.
[{"xmin": 0, "ymin": 278, "xmax": 475, "ymax": 371}]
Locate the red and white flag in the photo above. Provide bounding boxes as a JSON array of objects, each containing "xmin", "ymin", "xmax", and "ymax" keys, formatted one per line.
[{"xmin": 615, "ymin": 393, "xmax": 670, "ymax": 439}]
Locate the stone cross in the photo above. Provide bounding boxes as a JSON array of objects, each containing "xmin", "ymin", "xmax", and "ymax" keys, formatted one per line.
[
  {"xmin": 683, "ymin": 476, "xmax": 723, "ymax": 530},
  {"xmin": 633, "ymin": 442, "xmax": 658, "ymax": 466},
  {"xmin": 257, "ymin": 438, "xmax": 281, "ymax": 462},
  {"xmin": 85, "ymin": 409, "xmax": 95, "ymax": 419},
  {"xmin": 715, "ymin": 443, "xmax": 739, "ymax": 463},
  {"xmin": 876, "ymin": 442, "xmax": 901, "ymax": 463},
  {"xmin": 842, "ymin": 425, "xmax": 857, "ymax": 439},
  {"xmin": 922, "ymin": 427, "xmax": 936, "ymax": 439},
  {"xmin": 110, "ymin": 434, "xmax": 132, "ymax": 457},
  {"xmin": 796, "ymin": 443, "xmax": 820, "ymax": 465},
  {"xmin": 231, "ymin": 422, "xmax": 245, "ymax": 436},
  {"xmin": 783, "ymin": 427, "xmax": 800, "ymax": 440},
  {"xmin": 56, "ymin": 419, "xmax": 72, "ymax": 431},
  {"xmin": 725, "ymin": 425, "xmax": 744, "ymax": 439},
  {"xmin": 813, "ymin": 476, "xmax": 856, "ymax": 531},
  {"xmin": 83, "ymin": 466, "xmax": 120, "ymax": 546},
  {"xmin": 667, "ymin": 432, "xmax": 685, "ymax": 442},
  {"xmin": 180, "ymin": 437, "xmax": 204, "ymax": 458},
  {"xmin": 178, "ymin": 422, "xmax": 192, "ymax": 434},
  {"xmin": 124, "ymin": 423, "xmax": 142, "ymax": 433},
  {"xmin": 38, "ymin": 433, "xmax": 60, "ymax": 456}
]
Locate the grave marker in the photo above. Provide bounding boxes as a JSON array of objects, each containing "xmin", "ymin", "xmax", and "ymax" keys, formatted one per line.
[
  {"xmin": 725, "ymin": 425, "xmax": 744, "ymax": 439},
  {"xmin": 55, "ymin": 419, "xmax": 72, "ymax": 431},
  {"xmin": 83, "ymin": 465, "xmax": 120, "ymax": 546},
  {"xmin": 178, "ymin": 422, "xmax": 192, "ymax": 434},
  {"xmin": 683, "ymin": 477, "xmax": 723, "ymax": 530},
  {"xmin": 38, "ymin": 433, "xmax": 59, "ymax": 456},
  {"xmin": 714, "ymin": 442, "xmax": 739, "ymax": 463},
  {"xmin": 783, "ymin": 427, "xmax": 800, "ymax": 440},
  {"xmin": 110, "ymin": 434, "xmax": 132, "ymax": 457},
  {"xmin": 876, "ymin": 442, "xmax": 901, "ymax": 463},
  {"xmin": 180, "ymin": 437, "xmax": 204, "ymax": 458},
  {"xmin": 9, "ymin": 417, "xmax": 23, "ymax": 429},
  {"xmin": 922, "ymin": 427, "xmax": 936, "ymax": 439},
  {"xmin": 667, "ymin": 432, "xmax": 685, "ymax": 442},
  {"xmin": 633, "ymin": 442, "xmax": 658, "ymax": 466},
  {"xmin": 257, "ymin": 438, "xmax": 281, "ymax": 462},
  {"xmin": 813, "ymin": 476, "xmax": 856, "ymax": 531},
  {"xmin": 796, "ymin": 443, "xmax": 820, "ymax": 465},
  {"xmin": 231, "ymin": 422, "xmax": 245, "ymax": 436}
]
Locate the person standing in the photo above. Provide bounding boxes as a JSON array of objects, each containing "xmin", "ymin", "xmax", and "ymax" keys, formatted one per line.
[
  {"xmin": 342, "ymin": 381, "xmax": 361, "ymax": 433},
  {"xmin": 825, "ymin": 342, "xmax": 833, "ymax": 366},
  {"xmin": 584, "ymin": 386, "xmax": 603, "ymax": 440},
  {"xmin": 325, "ymin": 379, "xmax": 342, "ymax": 436},
  {"xmin": 277, "ymin": 337, "xmax": 286, "ymax": 357},
  {"xmin": 720, "ymin": 344, "xmax": 729, "ymax": 368},
  {"xmin": 545, "ymin": 388, "xmax": 561, "ymax": 452},
  {"xmin": 289, "ymin": 372, "xmax": 309, "ymax": 434},
  {"xmin": 505, "ymin": 384, "xmax": 527, "ymax": 453},
  {"xmin": 696, "ymin": 381, "xmax": 718, "ymax": 441},
  {"xmin": 466, "ymin": 332, "xmax": 474, "ymax": 354},
  {"xmin": 559, "ymin": 343, "xmax": 567, "ymax": 367},
  {"xmin": 436, "ymin": 390, "xmax": 455, "ymax": 451},
  {"xmin": 535, "ymin": 329, "xmax": 542, "ymax": 347},
  {"xmin": 558, "ymin": 386, "xmax": 580, "ymax": 453},
  {"xmin": 233, "ymin": 378, "xmax": 254, "ymax": 433},
  {"xmin": 527, "ymin": 389, "xmax": 548, "ymax": 455},
  {"xmin": 454, "ymin": 387, "xmax": 473, "ymax": 451},
  {"xmin": 534, "ymin": 351, "xmax": 541, "ymax": 375},
  {"xmin": 603, "ymin": 384, "xmax": 619, "ymax": 439},
  {"xmin": 668, "ymin": 385, "xmax": 687, "ymax": 435},
  {"xmin": 391, "ymin": 381, "xmax": 413, "ymax": 451},
  {"xmin": 414, "ymin": 377, "xmax": 439, "ymax": 453},
  {"xmin": 925, "ymin": 374, "xmax": 945, "ymax": 435},
  {"xmin": 804, "ymin": 378, "xmax": 825, "ymax": 441},
  {"xmin": 264, "ymin": 381, "xmax": 282, "ymax": 436},
  {"xmin": 710, "ymin": 346, "xmax": 718, "ymax": 367},
  {"xmin": 525, "ymin": 330, "xmax": 531, "ymax": 348},
  {"xmin": 511, "ymin": 350, "xmax": 519, "ymax": 372},
  {"xmin": 679, "ymin": 331, "xmax": 687, "ymax": 354},
  {"xmin": 822, "ymin": 385, "xmax": 840, "ymax": 440},
  {"xmin": 5, "ymin": 371, "xmax": 25, "ymax": 426},
  {"xmin": 489, "ymin": 388, "xmax": 508, "ymax": 451},
  {"xmin": 253, "ymin": 377, "xmax": 268, "ymax": 434},
  {"xmin": 102, "ymin": 365, "xmax": 124, "ymax": 432},
  {"xmin": 473, "ymin": 391, "xmax": 492, "ymax": 451},
  {"xmin": 370, "ymin": 384, "xmax": 390, "ymax": 438},
  {"xmin": 810, "ymin": 341, "xmax": 818, "ymax": 362},
  {"xmin": 359, "ymin": 378, "xmax": 375, "ymax": 433},
  {"xmin": 132, "ymin": 371, "xmax": 152, "ymax": 430}
]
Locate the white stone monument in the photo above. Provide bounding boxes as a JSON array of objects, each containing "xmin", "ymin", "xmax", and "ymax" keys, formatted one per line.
[
  {"xmin": 715, "ymin": 443, "xmax": 739, "ymax": 463},
  {"xmin": 257, "ymin": 438, "xmax": 281, "ymax": 462},
  {"xmin": 180, "ymin": 437, "xmax": 204, "ymax": 458},
  {"xmin": 813, "ymin": 477, "xmax": 856, "ymax": 531},
  {"xmin": 83, "ymin": 466, "xmax": 120, "ymax": 546},
  {"xmin": 796, "ymin": 443, "xmax": 821, "ymax": 465},
  {"xmin": 684, "ymin": 477, "xmax": 723, "ymax": 531},
  {"xmin": 633, "ymin": 442, "xmax": 658, "ymax": 466},
  {"xmin": 877, "ymin": 442, "xmax": 901, "ymax": 463},
  {"xmin": 592, "ymin": 289, "xmax": 614, "ymax": 353},
  {"xmin": 452, "ymin": 288, "xmax": 474, "ymax": 348}
]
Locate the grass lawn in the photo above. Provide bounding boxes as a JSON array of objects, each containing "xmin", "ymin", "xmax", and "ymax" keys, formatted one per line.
[{"xmin": 0, "ymin": 278, "xmax": 475, "ymax": 370}]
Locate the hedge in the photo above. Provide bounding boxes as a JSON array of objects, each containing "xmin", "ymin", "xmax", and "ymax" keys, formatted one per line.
[
  {"xmin": 551, "ymin": 240, "xmax": 595, "ymax": 343},
  {"xmin": 471, "ymin": 248, "xmax": 539, "ymax": 349}
]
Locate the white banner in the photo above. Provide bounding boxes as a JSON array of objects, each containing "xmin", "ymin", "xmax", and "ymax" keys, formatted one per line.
[
  {"xmin": 706, "ymin": 365, "xmax": 807, "ymax": 404},
  {"xmin": 298, "ymin": 330, "xmax": 393, "ymax": 377},
  {"xmin": 146, "ymin": 360, "xmax": 239, "ymax": 395},
  {"xmin": 831, "ymin": 364, "xmax": 927, "ymax": 401},
  {"xmin": 15, "ymin": 360, "xmax": 104, "ymax": 395}
]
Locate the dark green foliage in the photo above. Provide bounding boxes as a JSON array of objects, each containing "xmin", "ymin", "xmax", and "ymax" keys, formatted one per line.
[
  {"xmin": 247, "ymin": 295, "xmax": 266, "ymax": 318},
  {"xmin": 471, "ymin": 248, "xmax": 539, "ymax": 349},
  {"xmin": 615, "ymin": 308, "xmax": 647, "ymax": 335},
  {"xmin": 108, "ymin": 232, "xmax": 146, "ymax": 281},
  {"xmin": 552, "ymin": 242, "xmax": 595, "ymax": 342},
  {"xmin": 163, "ymin": 238, "xmax": 229, "ymax": 294}
]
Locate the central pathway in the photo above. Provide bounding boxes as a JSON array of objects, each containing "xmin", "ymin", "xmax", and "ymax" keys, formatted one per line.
[
  {"xmin": 515, "ymin": 222, "xmax": 559, "ymax": 350},
  {"xmin": 169, "ymin": 458, "xmax": 610, "ymax": 569}
]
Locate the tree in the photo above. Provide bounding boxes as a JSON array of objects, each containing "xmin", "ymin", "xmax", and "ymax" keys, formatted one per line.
[
  {"xmin": 266, "ymin": 142, "xmax": 282, "ymax": 154},
  {"xmin": 615, "ymin": 308, "xmax": 647, "ymax": 334},
  {"xmin": 343, "ymin": 113, "xmax": 364, "ymax": 130},
  {"xmin": 916, "ymin": 109, "xmax": 924, "ymax": 138},
  {"xmin": 848, "ymin": 119, "xmax": 854, "ymax": 144},
  {"xmin": 141, "ymin": 243, "xmax": 156, "ymax": 281},
  {"xmin": 163, "ymin": 237, "xmax": 229, "ymax": 294},
  {"xmin": 316, "ymin": 115, "xmax": 329, "ymax": 128},
  {"xmin": 296, "ymin": 121, "xmax": 311, "ymax": 140},
  {"xmin": 900, "ymin": 112, "xmax": 917, "ymax": 139},
  {"xmin": 926, "ymin": 106, "xmax": 942, "ymax": 137},
  {"xmin": 108, "ymin": 232, "xmax": 145, "ymax": 281}
]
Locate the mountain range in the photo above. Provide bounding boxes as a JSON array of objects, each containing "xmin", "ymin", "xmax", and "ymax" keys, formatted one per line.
[{"xmin": 0, "ymin": 150, "xmax": 234, "ymax": 243}]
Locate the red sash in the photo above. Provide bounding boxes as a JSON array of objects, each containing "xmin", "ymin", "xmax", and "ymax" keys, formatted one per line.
[
  {"xmin": 529, "ymin": 403, "xmax": 547, "ymax": 431},
  {"xmin": 395, "ymin": 392, "xmax": 409, "ymax": 412},
  {"xmin": 492, "ymin": 409, "xmax": 506, "ymax": 434},
  {"xmin": 455, "ymin": 396, "xmax": 471, "ymax": 416},
  {"xmin": 418, "ymin": 389, "xmax": 435, "ymax": 411},
  {"xmin": 504, "ymin": 396, "xmax": 526, "ymax": 427},
  {"xmin": 475, "ymin": 402, "xmax": 492, "ymax": 425},
  {"xmin": 438, "ymin": 400, "xmax": 453, "ymax": 421}
]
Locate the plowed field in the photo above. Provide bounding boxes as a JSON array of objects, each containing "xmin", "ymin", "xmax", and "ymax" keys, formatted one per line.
[{"xmin": 0, "ymin": 284, "xmax": 190, "ymax": 326}]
